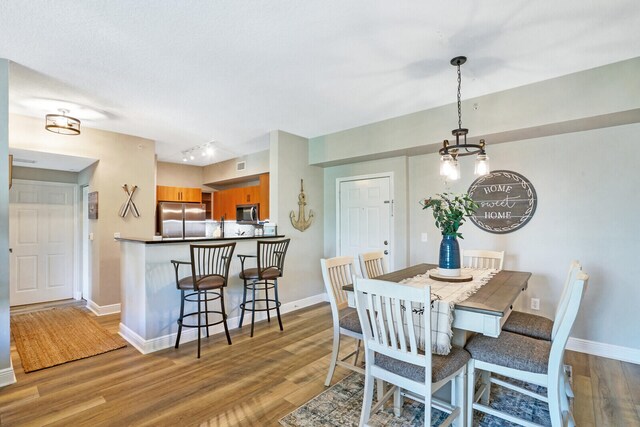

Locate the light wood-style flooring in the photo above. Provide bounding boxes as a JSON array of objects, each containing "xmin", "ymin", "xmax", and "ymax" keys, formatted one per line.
[{"xmin": 1, "ymin": 302, "xmax": 639, "ymax": 426}]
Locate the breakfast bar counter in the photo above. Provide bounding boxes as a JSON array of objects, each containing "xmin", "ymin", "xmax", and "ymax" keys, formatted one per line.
[{"xmin": 117, "ymin": 235, "xmax": 285, "ymax": 354}]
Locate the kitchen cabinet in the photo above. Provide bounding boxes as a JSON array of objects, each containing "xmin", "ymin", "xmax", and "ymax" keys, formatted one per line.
[
  {"xmin": 212, "ymin": 173, "xmax": 269, "ymax": 220},
  {"xmin": 157, "ymin": 186, "xmax": 202, "ymax": 203}
]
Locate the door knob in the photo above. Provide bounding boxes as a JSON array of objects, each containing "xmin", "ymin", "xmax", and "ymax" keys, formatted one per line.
[
  {"xmin": 383, "ymin": 240, "xmax": 388, "ymax": 245},
  {"xmin": 9, "ymin": 248, "xmax": 12, "ymax": 253},
  {"xmin": 384, "ymin": 250, "xmax": 389, "ymax": 255}
]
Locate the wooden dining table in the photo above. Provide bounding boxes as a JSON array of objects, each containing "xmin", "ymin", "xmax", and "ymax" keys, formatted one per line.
[{"xmin": 343, "ymin": 263, "xmax": 532, "ymax": 345}]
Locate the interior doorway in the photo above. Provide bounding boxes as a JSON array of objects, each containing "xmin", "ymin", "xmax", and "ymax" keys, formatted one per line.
[
  {"xmin": 336, "ymin": 173, "xmax": 393, "ymax": 274},
  {"xmin": 9, "ymin": 180, "xmax": 76, "ymax": 306}
]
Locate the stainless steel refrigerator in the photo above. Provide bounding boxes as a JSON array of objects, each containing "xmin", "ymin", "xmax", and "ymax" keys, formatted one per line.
[{"xmin": 157, "ymin": 202, "xmax": 206, "ymax": 238}]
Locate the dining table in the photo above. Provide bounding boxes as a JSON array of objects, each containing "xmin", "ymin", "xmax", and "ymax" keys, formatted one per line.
[{"xmin": 343, "ymin": 263, "xmax": 532, "ymax": 346}]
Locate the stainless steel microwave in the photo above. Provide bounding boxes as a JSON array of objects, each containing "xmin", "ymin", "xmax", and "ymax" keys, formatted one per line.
[{"xmin": 236, "ymin": 204, "xmax": 259, "ymax": 223}]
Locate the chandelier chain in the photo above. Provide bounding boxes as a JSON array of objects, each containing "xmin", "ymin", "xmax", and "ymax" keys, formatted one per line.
[{"xmin": 457, "ymin": 63, "xmax": 462, "ymax": 130}]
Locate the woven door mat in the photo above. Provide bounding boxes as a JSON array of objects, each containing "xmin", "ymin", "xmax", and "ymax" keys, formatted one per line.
[{"xmin": 11, "ymin": 306, "xmax": 127, "ymax": 373}]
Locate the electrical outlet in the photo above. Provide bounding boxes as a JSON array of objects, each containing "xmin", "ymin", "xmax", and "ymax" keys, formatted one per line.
[
  {"xmin": 114, "ymin": 232, "xmax": 121, "ymax": 239},
  {"xmin": 421, "ymin": 233, "xmax": 428, "ymax": 242},
  {"xmin": 531, "ymin": 298, "xmax": 540, "ymax": 311}
]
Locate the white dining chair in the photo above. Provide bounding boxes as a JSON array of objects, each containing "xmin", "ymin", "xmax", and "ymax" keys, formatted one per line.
[
  {"xmin": 464, "ymin": 270, "xmax": 589, "ymax": 427},
  {"xmin": 354, "ymin": 277, "xmax": 469, "ymax": 427},
  {"xmin": 320, "ymin": 256, "xmax": 364, "ymax": 386},
  {"xmin": 461, "ymin": 249, "xmax": 504, "ymax": 270},
  {"xmin": 503, "ymin": 260, "xmax": 582, "ymax": 341},
  {"xmin": 358, "ymin": 251, "xmax": 388, "ymax": 279}
]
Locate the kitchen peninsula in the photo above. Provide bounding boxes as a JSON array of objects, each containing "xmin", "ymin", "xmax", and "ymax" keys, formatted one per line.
[{"xmin": 117, "ymin": 235, "xmax": 285, "ymax": 354}]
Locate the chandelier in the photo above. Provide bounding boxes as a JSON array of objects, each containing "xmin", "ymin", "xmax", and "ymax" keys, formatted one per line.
[
  {"xmin": 45, "ymin": 109, "xmax": 81, "ymax": 135},
  {"xmin": 439, "ymin": 56, "xmax": 489, "ymax": 181}
]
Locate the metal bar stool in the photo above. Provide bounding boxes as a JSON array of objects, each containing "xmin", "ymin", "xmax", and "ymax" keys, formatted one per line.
[
  {"xmin": 171, "ymin": 242, "xmax": 236, "ymax": 358},
  {"xmin": 237, "ymin": 238, "xmax": 290, "ymax": 337}
]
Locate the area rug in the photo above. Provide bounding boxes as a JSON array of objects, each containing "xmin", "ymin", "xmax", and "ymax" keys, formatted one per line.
[
  {"xmin": 11, "ymin": 306, "xmax": 127, "ymax": 373},
  {"xmin": 280, "ymin": 372, "xmax": 555, "ymax": 427}
]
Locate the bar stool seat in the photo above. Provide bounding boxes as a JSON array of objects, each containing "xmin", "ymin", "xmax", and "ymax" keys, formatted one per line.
[
  {"xmin": 178, "ymin": 275, "xmax": 225, "ymax": 290},
  {"xmin": 239, "ymin": 267, "xmax": 281, "ymax": 280}
]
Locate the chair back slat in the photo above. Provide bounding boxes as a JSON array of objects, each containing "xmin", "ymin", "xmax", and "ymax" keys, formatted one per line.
[
  {"xmin": 358, "ymin": 251, "xmax": 388, "ymax": 279},
  {"xmin": 461, "ymin": 249, "xmax": 504, "ymax": 270},
  {"xmin": 354, "ymin": 277, "xmax": 430, "ymax": 367},
  {"xmin": 189, "ymin": 243, "xmax": 236, "ymax": 289},
  {"xmin": 321, "ymin": 256, "xmax": 355, "ymax": 312},
  {"xmin": 257, "ymin": 239, "xmax": 290, "ymax": 276}
]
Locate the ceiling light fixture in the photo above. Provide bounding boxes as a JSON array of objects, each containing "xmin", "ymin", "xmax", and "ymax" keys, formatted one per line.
[
  {"xmin": 45, "ymin": 109, "xmax": 81, "ymax": 135},
  {"xmin": 439, "ymin": 56, "xmax": 489, "ymax": 181},
  {"xmin": 180, "ymin": 142, "xmax": 217, "ymax": 163}
]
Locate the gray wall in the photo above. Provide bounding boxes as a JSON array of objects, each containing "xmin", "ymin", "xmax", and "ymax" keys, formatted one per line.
[
  {"xmin": 408, "ymin": 124, "xmax": 640, "ymax": 350},
  {"xmin": 156, "ymin": 161, "xmax": 204, "ymax": 189},
  {"xmin": 0, "ymin": 59, "xmax": 11, "ymax": 379},
  {"xmin": 270, "ymin": 131, "xmax": 325, "ymax": 302},
  {"xmin": 202, "ymin": 150, "xmax": 269, "ymax": 186}
]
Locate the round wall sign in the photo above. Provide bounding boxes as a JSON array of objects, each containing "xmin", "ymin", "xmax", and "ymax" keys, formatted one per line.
[{"xmin": 467, "ymin": 170, "xmax": 537, "ymax": 234}]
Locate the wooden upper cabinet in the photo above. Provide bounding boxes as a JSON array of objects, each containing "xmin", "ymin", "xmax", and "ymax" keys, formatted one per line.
[
  {"xmin": 210, "ymin": 173, "xmax": 270, "ymax": 221},
  {"xmin": 157, "ymin": 186, "xmax": 202, "ymax": 203}
]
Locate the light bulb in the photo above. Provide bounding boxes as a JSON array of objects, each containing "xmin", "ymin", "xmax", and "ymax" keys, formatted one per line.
[
  {"xmin": 474, "ymin": 153, "xmax": 490, "ymax": 176},
  {"xmin": 189, "ymin": 153, "xmax": 195, "ymax": 160},
  {"xmin": 182, "ymin": 154, "xmax": 188, "ymax": 162},
  {"xmin": 449, "ymin": 159, "xmax": 460, "ymax": 181},
  {"xmin": 206, "ymin": 146, "xmax": 214, "ymax": 156},
  {"xmin": 440, "ymin": 154, "xmax": 454, "ymax": 177}
]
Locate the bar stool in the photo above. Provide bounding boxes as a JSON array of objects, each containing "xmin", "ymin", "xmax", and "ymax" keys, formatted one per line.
[
  {"xmin": 171, "ymin": 242, "xmax": 236, "ymax": 358},
  {"xmin": 238, "ymin": 238, "xmax": 290, "ymax": 337}
]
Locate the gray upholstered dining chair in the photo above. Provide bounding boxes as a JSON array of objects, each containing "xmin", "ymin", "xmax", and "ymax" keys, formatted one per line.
[
  {"xmin": 502, "ymin": 260, "xmax": 582, "ymax": 341},
  {"xmin": 354, "ymin": 277, "xmax": 469, "ymax": 427},
  {"xmin": 461, "ymin": 249, "xmax": 504, "ymax": 269},
  {"xmin": 465, "ymin": 270, "xmax": 589, "ymax": 427},
  {"xmin": 358, "ymin": 251, "xmax": 388, "ymax": 279},
  {"xmin": 320, "ymin": 256, "xmax": 364, "ymax": 386}
]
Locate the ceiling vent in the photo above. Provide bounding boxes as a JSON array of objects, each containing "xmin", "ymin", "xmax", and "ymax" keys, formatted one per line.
[{"xmin": 236, "ymin": 161, "xmax": 246, "ymax": 172}]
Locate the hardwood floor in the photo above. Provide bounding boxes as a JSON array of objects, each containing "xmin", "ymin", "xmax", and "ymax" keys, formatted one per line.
[{"xmin": 1, "ymin": 302, "xmax": 639, "ymax": 426}]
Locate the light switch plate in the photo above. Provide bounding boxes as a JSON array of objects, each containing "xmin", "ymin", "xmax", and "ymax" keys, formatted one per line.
[
  {"xmin": 421, "ymin": 233, "xmax": 428, "ymax": 242},
  {"xmin": 114, "ymin": 232, "xmax": 121, "ymax": 239}
]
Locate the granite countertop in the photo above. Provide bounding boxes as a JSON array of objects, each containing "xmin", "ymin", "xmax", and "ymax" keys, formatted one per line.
[{"xmin": 116, "ymin": 235, "xmax": 286, "ymax": 244}]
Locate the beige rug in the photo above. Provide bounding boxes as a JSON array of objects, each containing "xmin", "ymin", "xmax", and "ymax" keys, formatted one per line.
[{"xmin": 11, "ymin": 306, "xmax": 127, "ymax": 373}]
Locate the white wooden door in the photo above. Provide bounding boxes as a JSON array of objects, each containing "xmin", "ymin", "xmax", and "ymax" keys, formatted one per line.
[
  {"xmin": 9, "ymin": 181, "xmax": 75, "ymax": 306},
  {"xmin": 338, "ymin": 176, "xmax": 392, "ymax": 272}
]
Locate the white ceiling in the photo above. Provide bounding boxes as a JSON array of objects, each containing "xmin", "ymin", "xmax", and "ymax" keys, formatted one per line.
[{"xmin": 1, "ymin": 1, "xmax": 639, "ymax": 166}]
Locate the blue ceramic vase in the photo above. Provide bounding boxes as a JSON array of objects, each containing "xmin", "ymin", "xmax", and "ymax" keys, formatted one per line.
[{"xmin": 438, "ymin": 234, "xmax": 461, "ymax": 276}]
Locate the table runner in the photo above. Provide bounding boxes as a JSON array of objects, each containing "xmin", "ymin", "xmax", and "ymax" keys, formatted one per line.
[{"xmin": 400, "ymin": 267, "xmax": 498, "ymax": 355}]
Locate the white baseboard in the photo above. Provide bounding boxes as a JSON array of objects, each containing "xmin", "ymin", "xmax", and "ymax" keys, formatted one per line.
[
  {"xmin": 119, "ymin": 292, "xmax": 329, "ymax": 354},
  {"xmin": 0, "ymin": 361, "xmax": 17, "ymax": 388},
  {"xmin": 567, "ymin": 337, "xmax": 640, "ymax": 365},
  {"xmin": 87, "ymin": 299, "xmax": 121, "ymax": 316}
]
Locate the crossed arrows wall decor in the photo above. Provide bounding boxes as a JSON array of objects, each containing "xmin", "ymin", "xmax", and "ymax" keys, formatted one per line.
[{"xmin": 119, "ymin": 184, "xmax": 140, "ymax": 218}]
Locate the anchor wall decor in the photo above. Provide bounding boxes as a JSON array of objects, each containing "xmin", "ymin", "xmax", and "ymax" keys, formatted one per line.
[
  {"xmin": 119, "ymin": 184, "xmax": 140, "ymax": 218},
  {"xmin": 290, "ymin": 179, "xmax": 314, "ymax": 232}
]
